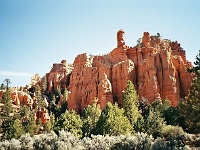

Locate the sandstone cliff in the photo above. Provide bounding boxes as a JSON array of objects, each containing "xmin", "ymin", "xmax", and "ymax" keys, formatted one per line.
[
  {"xmin": 46, "ymin": 60, "xmax": 73, "ymax": 93},
  {"xmin": 0, "ymin": 88, "xmax": 50, "ymax": 124},
  {"xmin": 44, "ymin": 30, "xmax": 192, "ymax": 112}
]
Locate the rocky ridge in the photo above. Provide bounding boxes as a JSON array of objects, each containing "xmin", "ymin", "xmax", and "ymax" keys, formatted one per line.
[{"xmin": 39, "ymin": 30, "xmax": 192, "ymax": 112}]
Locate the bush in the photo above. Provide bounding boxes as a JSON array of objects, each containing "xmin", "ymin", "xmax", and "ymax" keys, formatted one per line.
[
  {"xmin": 82, "ymin": 134, "xmax": 121, "ymax": 150},
  {"xmin": 160, "ymin": 125, "xmax": 185, "ymax": 140},
  {"xmin": 154, "ymin": 125, "xmax": 186, "ymax": 149},
  {"xmin": 55, "ymin": 130, "xmax": 84, "ymax": 150},
  {"xmin": 0, "ymin": 130, "xmax": 199, "ymax": 149},
  {"xmin": 33, "ymin": 131, "xmax": 58, "ymax": 150},
  {"xmin": 0, "ymin": 138, "xmax": 21, "ymax": 150},
  {"xmin": 185, "ymin": 133, "xmax": 200, "ymax": 148},
  {"xmin": 20, "ymin": 133, "xmax": 34, "ymax": 150},
  {"xmin": 151, "ymin": 138, "xmax": 170, "ymax": 150},
  {"xmin": 111, "ymin": 132, "xmax": 154, "ymax": 150}
]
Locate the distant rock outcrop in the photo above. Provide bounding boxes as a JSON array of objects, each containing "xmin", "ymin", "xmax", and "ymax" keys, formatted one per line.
[
  {"xmin": 46, "ymin": 60, "xmax": 73, "ymax": 93},
  {"xmin": 43, "ymin": 30, "xmax": 192, "ymax": 112},
  {"xmin": 0, "ymin": 89, "xmax": 33, "ymax": 108}
]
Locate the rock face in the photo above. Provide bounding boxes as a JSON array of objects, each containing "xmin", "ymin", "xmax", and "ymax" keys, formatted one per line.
[
  {"xmin": 45, "ymin": 30, "xmax": 192, "ymax": 111},
  {"xmin": 35, "ymin": 108, "xmax": 50, "ymax": 124},
  {"xmin": 0, "ymin": 89, "xmax": 33, "ymax": 108},
  {"xmin": 46, "ymin": 60, "xmax": 73, "ymax": 93},
  {"xmin": 0, "ymin": 89, "xmax": 50, "ymax": 124}
]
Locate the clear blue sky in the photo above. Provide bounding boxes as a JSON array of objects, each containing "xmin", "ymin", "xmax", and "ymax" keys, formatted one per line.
[{"xmin": 0, "ymin": 0, "xmax": 199, "ymax": 86}]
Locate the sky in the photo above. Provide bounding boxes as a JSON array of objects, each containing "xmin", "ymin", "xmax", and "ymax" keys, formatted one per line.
[{"xmin": 0, "ymin": 0, "xmax": 199, "ymax": 87}]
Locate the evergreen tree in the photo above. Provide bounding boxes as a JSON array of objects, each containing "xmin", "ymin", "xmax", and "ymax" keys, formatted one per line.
[
  {"xmin": 54, "ymin": 110, "xmax": 83, "ymax": 137},
  {"xmin": 164, "ymin": 106, "xmax": 182, "ymax": 126},
  {"xmin": 144, "ymin": 108, "xmax": 166, "ymax": 138},
  {"xmin": 149, "ymin": 99, "xmax": 182, "ymax": 126},
  {"xmin": 122, "ymin": 80, "xmax": 140, "ymax": 125},
  {"xmin": 22, "ymin": 113, "xmax": 39, "ymax": 136},
  {"xmin": 134, "ymin": 115, "xmax": 146, "ymax": 133},
  {"xmin": 35, "ymin": 85, "xmax": 45, "ymax": 108},
  {"xmin": 19, "ymin": 104, "xmax": 31, "ymax": 119},
  {"xmin": 0, "ymin": 89, "xmax": 13, "ymax": 120},
  {"xmin": 180, "ymin": 50, "xmax": 200, "ymax": 133},
  {"xmin": 4, "ymin": 78, "xmax": 11, "ymax": 90},
  {"xmin": 0, "ymin": 83, "xmax": 5, "ymax": 90},
  {"xmin": 138, "ymin": 99, "xmax": 166, "ymax": 137},
  {"xmin": 82, "ymin": 98, "xmax": 101, "ymax": 137},
  {"xmin": 44, "ymin": 113, "xmax": 55, "ymax": 132},
  {"xmin": 48, "ymin": 94, "xmax": 59, "ymax": 119},
  {"xmin": 0, "ymin": 79, "xmax": 25, "ymax": 140},
  {"xmin": 187, "ymin": 50, "xmax": 200, "ymax": 75},
  {"xmin": 94, "ymin": 102, "xmax": 133, "ymax": 136},
  {"xmin": 1, "ymin": 118, "xmax": 24, "ymax": 140},
  {"xmin": 0, "ymin": 79, "xmax": 13, "ymax": 120},
  {"xmin": 150, "ymin": 99, "xmax": 171, "ymax": 116}
]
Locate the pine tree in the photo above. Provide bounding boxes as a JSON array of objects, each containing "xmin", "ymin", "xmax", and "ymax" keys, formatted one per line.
[
  {"xmin": 35, "ymin": 85, "xmax": 45, "ymax": 108},
  {"xmin": 54, "ymin": 110, "xmax": 83, "ymax": 137},
  {"xmin": 135, "ymin": 99, "xmax": 167, "ymax": 137},
  {"xmin": 44, "ymin": 113, "xmax": 55, "ymax": 132},
  {"xmin": 0, "ymin": 83, "xmax": 5, "ymax": 90},
  {"xmin": 0, "ymin": 89, "xmax": 13, "ymax": 119},
  {"xmin": 180, "ymin": 50, "xmax": 200, "ymax": 133},
  {"xmin": 0, "ymin": 79, "xmax": 13, "ymax": 120},
  {"xmin": 82, "ymin": 98, "xmax": 101, "ymax": 137},
  {"xmin": 122, "ymin": 80, "xmax": 140, "ymax": 125},
  {"xmin": 1, "ymin": 118, "xmax": 24, "ymax": 140},
  {"xmin": 144, "ymin": 108, "xmax": 166, "ymax": 138},
  {"xmin": 94, "ymin": 102, "xmax": 133, "ymax": 136}
]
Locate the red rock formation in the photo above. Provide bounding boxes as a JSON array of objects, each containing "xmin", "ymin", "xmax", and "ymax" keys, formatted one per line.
[
  {"xmin": 117, "ymin": 29, "xmax": 125, "ymax": 48},
  {"xmin": 67, "ymin": 53, "xmax": 99, "ymax": 112},
  {"xmin": 31, "ymin": 74, "xmax": 41, "ymax": 86},
  {"xmin": 46, "ymin": 60, "xmax": 73, "ymax": 93},
  {"xmin": 44, "ymin": 30, "xmax": 192, "ymax": 111},
  {"xmin": 142, "ymin": 32, "xmax": 151, "ymax": 48},
  {"xmin": 98, "ymin": 73, "xmax": 113, "ymax": 109},
  {"xmin": 0, "ymin": 90, "xmax": 33, "ymax": 107},
  {"xmin": 36, "ymin": 108, "xmax": 50, "ymax": 124}
]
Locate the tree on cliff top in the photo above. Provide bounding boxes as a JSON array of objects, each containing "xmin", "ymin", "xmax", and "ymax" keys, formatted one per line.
[
  {"xmin": 122, "ymin": 80, "xmax": 140, "ymax": 126},
  {"xmin": 180, "ymin": 50, "xmax": 200, "ymax": 133}
]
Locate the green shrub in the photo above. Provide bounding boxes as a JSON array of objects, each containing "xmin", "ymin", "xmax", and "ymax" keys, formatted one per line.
[
  {"xmin": 54, "ymin": 110, "xmax": 83, "ymax": 138},
  {"xmin": 160, "ymin": 125, "xmax": 185, "ymax": 140},
  {"xmin": 155, "ymin": 125, "xmax": 186, "ymax": 149}
]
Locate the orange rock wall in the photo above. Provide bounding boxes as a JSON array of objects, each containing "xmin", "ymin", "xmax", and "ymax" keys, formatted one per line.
[
  {"xmin": 46, "ymin": 60, "xmax": 73, "ymax": 93},
  {"xmin": 46, "ymin": 31, "xmax": 192, "ymax": 111},
  {"xmin": 0, "ymin": 90, "xmax": 33, "ymax": 107}
]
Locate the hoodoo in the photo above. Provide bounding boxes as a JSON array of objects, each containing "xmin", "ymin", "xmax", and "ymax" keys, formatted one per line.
[{"xmin": 43, "ymin": 30, "xmax": 192, "ymax": 112}]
